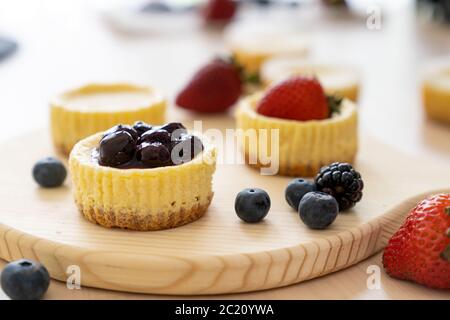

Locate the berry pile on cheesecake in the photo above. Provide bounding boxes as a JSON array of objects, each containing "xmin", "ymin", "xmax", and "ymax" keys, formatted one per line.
[
  {"xmin": 95, "ymin": 122, "xmax": 203, "ymax": 169},
  {"xmin": 32, "ymin": 157, "xmax": 67, "ymax": 188},
  {"xmin": 235, "ymin": 75, "xmax": 357, "ymax": 176}
]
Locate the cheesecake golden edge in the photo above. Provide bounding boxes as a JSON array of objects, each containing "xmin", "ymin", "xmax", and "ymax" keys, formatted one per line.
[
  {"xmin": 422, "ymin": 80, "xmax": 450, "ymax": 124},
  {"xmin": 51, "ymin": 83, "xmax": 167, "ymax": 157}
]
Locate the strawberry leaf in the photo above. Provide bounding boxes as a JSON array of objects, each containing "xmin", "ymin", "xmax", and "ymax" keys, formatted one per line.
[
  {"xmin": 326, "ymin": 94, "xmax": 343, "ymax": 116},
  {"xmin": 229, "ymin": 54, "xmax": 261, "ymax": 86},
  {"xmin": 440, "ymin": 244, "xmax": 450, "ymax": 262},
  {"xmin": 244, "ymin": 72, "xmax": 261, "ymax": 85}
]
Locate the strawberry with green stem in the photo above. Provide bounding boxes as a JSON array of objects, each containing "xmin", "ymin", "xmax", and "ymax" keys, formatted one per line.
[
  {"xmin": 175, "ymin": 56, "xmax": 260, "ymax": 113},
  {"xmin": 256, "ymin": 76, "xmax": 342, "ymax": 121}
]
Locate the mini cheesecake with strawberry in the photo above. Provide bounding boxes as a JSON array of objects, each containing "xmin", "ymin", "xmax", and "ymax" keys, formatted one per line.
[{"xmin": 235, "ymin": 76, "xmax": 358, "ymax": 176}]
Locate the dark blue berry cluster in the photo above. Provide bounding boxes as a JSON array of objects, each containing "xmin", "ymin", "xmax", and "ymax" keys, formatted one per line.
[
  {"xmin": 234, "ymin": 163, "xmax": 363, "ymax": 228},
  {"xmin": 285, "ymin": 162, "xmax": 364, "ymax": 229},
  {"xmin": 98, "ymin": 122, "xmax": 203, "ymax": 168}
]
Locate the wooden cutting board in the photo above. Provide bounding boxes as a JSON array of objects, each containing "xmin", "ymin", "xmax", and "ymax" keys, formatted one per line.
[{"xmin": 0, "ymin": 121, "xmax": 448, "ymax": 295}]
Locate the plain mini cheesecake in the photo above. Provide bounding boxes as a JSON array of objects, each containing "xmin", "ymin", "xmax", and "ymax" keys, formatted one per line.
[
  {"xmin": 235, "ymin": 77, "xmax": 358, "ymax": 177},
  {"xmin": 51, "ymin": 83, "xmax": 166, "ymax": 156},
  {"xmin": 69, "ymin": 122, "xmax": 217, "ymax": 231},
  {"xmin": 422, "ymin": 64, "xmax": 450, "ymax": 124}
]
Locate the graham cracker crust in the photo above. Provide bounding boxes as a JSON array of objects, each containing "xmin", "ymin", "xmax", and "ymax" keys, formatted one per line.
[{"xmin": 77, "ymin": 194, "xmax": 213, "ymax": 231}]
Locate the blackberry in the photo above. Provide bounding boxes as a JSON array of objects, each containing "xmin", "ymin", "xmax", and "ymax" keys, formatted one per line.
[
  {"xmin": 314, "ymin": 162, "xmax": 363, "ymax": 211},
  {"xmin": 97, "ymin": 122, "xmax": 201, "ymax": 169}
]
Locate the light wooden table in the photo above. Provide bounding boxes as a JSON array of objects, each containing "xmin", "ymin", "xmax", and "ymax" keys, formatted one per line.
[
  {"xmin": 0, "ymin": 253, "xmax": 449, "ymax": 299},
  {"xmin": 0, "ymin": 0, "xmax": 449, "ymax": 299}
]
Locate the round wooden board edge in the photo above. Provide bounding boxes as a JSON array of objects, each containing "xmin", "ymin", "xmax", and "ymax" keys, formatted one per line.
[{"xmin": 0, "ymin": 189, "xmax": 447, "ymax": 295}]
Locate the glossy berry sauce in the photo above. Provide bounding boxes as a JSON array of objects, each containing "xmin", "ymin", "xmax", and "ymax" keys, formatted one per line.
[{"xmin": 93, "ymin": 122, "xmax": 204, "ymax": 169}]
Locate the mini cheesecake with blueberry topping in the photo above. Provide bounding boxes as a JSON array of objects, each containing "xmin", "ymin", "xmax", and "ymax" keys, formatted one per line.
[{"xmin": 69, "ymin": 122, "xmax": 217, "ymax": 231}]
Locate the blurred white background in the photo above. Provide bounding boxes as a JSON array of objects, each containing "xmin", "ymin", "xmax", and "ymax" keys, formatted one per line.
[{"xmin": 0, "ymin": 0, "xmax": 449, "ymax": 161}]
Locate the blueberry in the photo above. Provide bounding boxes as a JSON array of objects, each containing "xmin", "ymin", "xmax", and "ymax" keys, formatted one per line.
[
  {"xmin": 96, "ymin": 122, "xmax": 203, "ymax": 168},
  {"xmin": 158, "ymin": 122, "xmax": 186, "ymax": 134},
  {"xmin": 285, "ymin": 178, "xmax": 316, "ymax": 210},
  {"xmin": 133, "ymin": 121, "xmax": 153, "ymax": 136},
  {"xmin": 254, "ymin": 0, "xmax": 272, "ymax": 6},
  {"xmin": 139, "ymin": 129, "xmax": 171, "ymax": 145},
  {"xmin": 298, "ymin": 192, "xmax": 338, "ymax": 229},
  {"xmin": 32, "ymin": 157, "xmax": 67, "ymax": 188},
  {"xmin": 136, "ymin": 142, "xmax": 171, "ymax": 168},
  {"xmin": 140, "ymin": 1, "xmax": 172, "ymax": 12},
  {"xmin": 235, "ymin": 188, "xmax": 271, "ymax": 223},
  {"xmin": 0, "ymin": 259, "xmax": 50, "ymax": 300},
  {"xmin": 171, "ymin": 134, "xmax": 204, "ymax": 164},
  {"xmin": 103, "ymin": 124, "xmax": 138, "ymax": 141},
  {"xmin": 99, "ymin": 131, "xmax": 136, "ymax": 167}
]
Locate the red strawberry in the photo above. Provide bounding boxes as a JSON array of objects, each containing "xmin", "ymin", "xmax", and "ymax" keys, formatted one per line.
[
  {"xmin": 256, "ymin": 76, "xmax": 329, "ymax": 121},
  {"xmin": 382, "ymin": 193, "xmax": 450, "ymax": 289},
  {"xmin": 176, "ymin": 58, "xmax": 242, "ymax": 113},
  {"xmin": 203, "ymin": 0, "xmax": 237, "ymax": 22}
]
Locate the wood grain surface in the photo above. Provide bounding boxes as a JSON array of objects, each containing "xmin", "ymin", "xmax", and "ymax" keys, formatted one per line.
[{"xmin": 0, "ymin": 125, "xmax": 448, "ymax": 295}]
